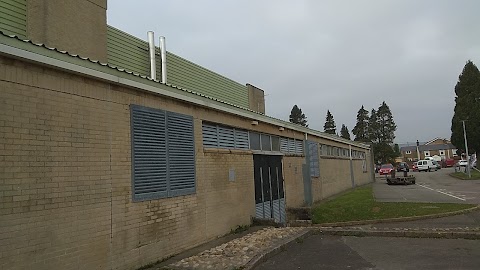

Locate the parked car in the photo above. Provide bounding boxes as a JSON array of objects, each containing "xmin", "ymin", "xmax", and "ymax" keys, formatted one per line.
[
  {"xmin": 396, "ymin": 162, "xmax": 410, "ymax": 172},
  {"xmin": 457, "ymin": 160, "xmax": 468, "ymax": 167},
  {"xmin": 417, "ymin": 159, "xmax": 437, "ymax": 172},
  {"xmin": 445, "ymin": 159, "xmax": 455, "ymax": 167},
  {"xmin": 379, "ymin": 164, "xmax": 394, "ymax": 175},
  {"xmin": 432, "ymin": 160, "xmax": 441, "ymax": 170}
]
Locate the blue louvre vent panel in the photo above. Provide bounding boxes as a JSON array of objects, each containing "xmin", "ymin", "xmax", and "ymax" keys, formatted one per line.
[
  {"xmin": 202, "ymin": 122, "xmax": 249, "ymax": 150},
  {"xmin": 218, "ymin": 126, "xmax": 235, "ymax": 148},
  {"xmin": 131, "ymin": 105, "xmax": 195, "ymax": 201},
  {"xmin": 167, "ymin": 112, "xmax": 195, "ymax": 197},
  {"xmin": 202, "ymin": 124, "xmax": 218, "ymax": 147},
  {"xmin": 234, "ymin": 129, "xmax": 249, "ymax": 149},
  {"xmin": 280, "ymin": 138, "xmax": 289, "ymax": 152},
  {"xmin": 131, "ymin": 106, "xmax": 168, "ymax": 200},
  {"xmin": 295, "ymin": 140, "xmax": 304, "ymax": 155}
]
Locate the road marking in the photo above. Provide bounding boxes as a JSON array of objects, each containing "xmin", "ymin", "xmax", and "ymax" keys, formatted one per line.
[{"xmin": 417, "ymin": 184, "xmax": 466, "ymax": 201}]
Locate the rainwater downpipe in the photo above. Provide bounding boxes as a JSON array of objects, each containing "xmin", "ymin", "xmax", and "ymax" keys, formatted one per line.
[
  {"xmin": 349, "ymin": 144, "xmax": 355, "ymax": 187},
  {"xmin": 159, "ymin": 36, "xmax": 167, "ymax": 84},
  {"xmin": 147, "ymin": 31, "xmax": 156, "ymax": 80}
]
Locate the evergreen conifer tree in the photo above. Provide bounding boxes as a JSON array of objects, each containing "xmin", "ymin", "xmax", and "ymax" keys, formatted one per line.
[
  {"xmin": 451, "ymin": 60, "xmax": 480, "ymax": 159},
  {"xmin": 323, "ymin": 110, "xmax": 336, "ymax": 134},
  {"xmin": 289, "ymin": 105, "xmax": 308, "ymax": 127},
  {"xmin": 352, "ymin": 105, "xmax": 370, "ymax": 142},
  {"xmin": 340, "ymin": 124, "xmax": 351, "ymax": 140}
]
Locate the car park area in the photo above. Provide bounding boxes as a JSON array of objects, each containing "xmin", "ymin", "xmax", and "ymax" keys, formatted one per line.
[{"xmin": 374, "ymin": 167, "xmax": 480, "ymax": 204}]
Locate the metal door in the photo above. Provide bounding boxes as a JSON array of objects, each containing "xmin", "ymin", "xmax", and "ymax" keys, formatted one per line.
[{"xmin": 254, "ymin": 155, "xmax": 285, "ymax": 223}]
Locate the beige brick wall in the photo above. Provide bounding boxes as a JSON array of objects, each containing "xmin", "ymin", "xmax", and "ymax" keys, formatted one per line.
[
  {"xmin": 282, "ymin": 156, "xmax": 305, "ymax": 207},
  {"xmin": 317, "ymin": 158, "xmax": 353, "ymax": 199},
  {"xmin": 0, "ymin": 54, "xmax": 372, "ymax": 270},
  {"xmin": 0, "ymin": 56, "xmax": 255, "ymax": 270}
]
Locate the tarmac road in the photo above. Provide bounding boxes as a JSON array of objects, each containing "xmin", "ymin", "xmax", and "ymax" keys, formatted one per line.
[
  {"xmin": 254, "ymin": 235, "xmax": 480, "ymax": 270},
  {"xmin": 374, "ymin": 167, "xmax": 480, "ymax": 204},
  {"xmin": 255, "ymin": 169, "xmax": 480, "ymax": 270}
]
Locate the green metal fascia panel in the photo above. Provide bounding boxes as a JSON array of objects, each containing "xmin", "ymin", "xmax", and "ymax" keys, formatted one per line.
[
  {"xmin": 106, "ymin": 25, "xmax": 248, "ymax": 108},
  {"xmin": 107, "ymin": 26, "xmax": 150, "ymax": 76},
  {"xmin": 0, "ymin": 0, "xmax": 27, "ymax": 39},
  {"xmin": 167, "ymin": 52, "xmax": 248, "ymax": 108}
]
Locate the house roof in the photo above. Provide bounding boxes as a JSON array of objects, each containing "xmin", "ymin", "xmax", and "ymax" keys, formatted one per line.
[
  {"xmin": 0, "ymin": 31, "xmax": 370, "ymax": 150},
  {"xmin": 425, "ymin": 137, "xmax": 450, "ymax": 145},
  {"xmin": 401, "ymin": 143, "xmax": 456, "ymax": 152}
]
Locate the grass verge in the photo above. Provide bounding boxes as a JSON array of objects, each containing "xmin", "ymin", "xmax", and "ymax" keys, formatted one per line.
[
  {"xmin": 450, "ymin": 169, "xmax": 480, "ymax": 180},
  {"xmin": 311, "ymin": 186, "xmax": 475, "ymax": 224}
]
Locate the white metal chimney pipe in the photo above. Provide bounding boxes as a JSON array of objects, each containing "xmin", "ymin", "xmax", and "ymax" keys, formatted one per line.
[
  {"xmin": 147, "ymin": 31, "xmax": 156, "ymax": 80},
  {"xmin": 159, "ymin": 36, "xmax": 167, "ymax": 83}
]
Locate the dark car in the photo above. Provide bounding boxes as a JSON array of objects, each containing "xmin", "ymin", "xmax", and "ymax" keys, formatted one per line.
[{"xmin": 396, "ymin": 162, "xmax": 410, "ymax": 172}]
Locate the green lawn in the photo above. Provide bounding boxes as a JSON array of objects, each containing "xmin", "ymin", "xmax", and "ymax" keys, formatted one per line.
[
  {"xmin": 311, "ymin": 186, "xmax": 475, "ymax": 224},
  {"xmin": 450, "ymin": 169, "xmax": 480, "ymax": 180}
]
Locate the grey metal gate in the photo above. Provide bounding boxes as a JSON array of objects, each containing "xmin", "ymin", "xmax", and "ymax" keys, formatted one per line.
[{"xmin": 253, "ymin": 155, "xmax": 285, "ymax": 223}]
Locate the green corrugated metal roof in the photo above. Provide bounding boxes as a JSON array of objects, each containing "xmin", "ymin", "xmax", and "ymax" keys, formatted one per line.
[
  {"xmin": 0, "ymin": 0, "xmax": 27, "ymax": 39},
  {"xmin": 106, "ymin": 25, "xmax": 249, "ymax": 108}
]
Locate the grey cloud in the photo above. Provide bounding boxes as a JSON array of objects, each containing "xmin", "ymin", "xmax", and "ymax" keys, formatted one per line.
[{"xmin": 108, "ymin": 0, "xmax": 480, "ymax": 143}]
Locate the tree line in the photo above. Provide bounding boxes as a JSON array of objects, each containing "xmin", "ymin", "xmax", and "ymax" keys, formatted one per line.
[
  {"xmin": 451, "ymin": 60, "xmax": 480, "ymax": 162},
  {"xmin": 289, "ymin": 102, "xmax": 397, "ymax": 164}
]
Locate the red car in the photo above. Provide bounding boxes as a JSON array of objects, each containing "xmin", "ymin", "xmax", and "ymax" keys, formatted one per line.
[
  {"xmin": 445, "ymin": 159, "xmax": 455, "ymax": 167},
  {"xmin": 379, "ymin": 164, "xmax": 394, "ymax": 175}
]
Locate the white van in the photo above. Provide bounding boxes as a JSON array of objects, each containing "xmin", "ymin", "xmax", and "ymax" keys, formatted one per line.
[{"xmin": 417, "ymin": 159, "xmax": 437, "ymax": 172}]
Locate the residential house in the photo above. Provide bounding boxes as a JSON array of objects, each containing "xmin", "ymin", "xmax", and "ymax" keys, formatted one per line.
[{"xmin": 400, "ymin": 138, "xmax": 457, "ymax": 162}]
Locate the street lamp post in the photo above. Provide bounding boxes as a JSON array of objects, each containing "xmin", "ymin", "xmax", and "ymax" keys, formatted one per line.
[
  {"xmin": 462, "ymin": 120, "xmax": 471, "ymax": 178},
  {"xmin": 416, "ymin": 140, "xmax": 420, "ymax": 161}
]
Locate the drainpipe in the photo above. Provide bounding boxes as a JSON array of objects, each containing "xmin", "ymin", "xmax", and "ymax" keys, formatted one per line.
[
  {"xmin": 159, "ymin": 36, "xmax": 167, "ymax": 84},
  {"xmin": 349, "ymin": 145, "xmax": 355, "ymax": 187},
  {"xmin": 147, "ymin": 31, "xmax": 156, "ymax": 80}
]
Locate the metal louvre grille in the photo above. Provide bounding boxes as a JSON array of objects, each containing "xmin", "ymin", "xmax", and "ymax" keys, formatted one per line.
[
  {"xmin": 280, "ymin": 138, "xmax": 289, "ymax": 152},
  {"xmin": 280, "ymin": 137, "xmax": 303, "ymax": 155},
  {"xmin": 295, "ymin": 140, "xmax": 304, "ymax": 155},
  {"xmin": 235, "ymin": 129, "xmax": 249, "ymax": 149},
  {"xmin": 131, "ymin": 105, "xmax": 195, "ymax": 201},
  {"xmin": 202, "ymin": 124, "xmax": 218, "ymax": 147},
  {"xmin": 202, "ymin": 122, "xmax": 249, "ymax": 150},
  {"xmin": 131, "ymin": 106, "xmax": 167, "ymax": 200},
  {"xmin": 218, "ymin": 126, "xmax": 235, "ymax": 148},
  {"xmin": 167, "ymin": 112, "xmax": 195, "ymax": 196},
  {"xmin": 288, "ymin": 139, "xmax": 296, "ymax": 153}
]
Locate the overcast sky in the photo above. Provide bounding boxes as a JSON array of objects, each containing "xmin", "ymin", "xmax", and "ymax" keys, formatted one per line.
[{"xmin": 107, "ymin": 0, "xmax": 480, "ymax": 144}]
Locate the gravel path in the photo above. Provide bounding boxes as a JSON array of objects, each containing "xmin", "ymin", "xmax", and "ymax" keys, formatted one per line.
[{"xmin": 163, "ymin": 227, "xmax": 308, "ymax": 270}]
